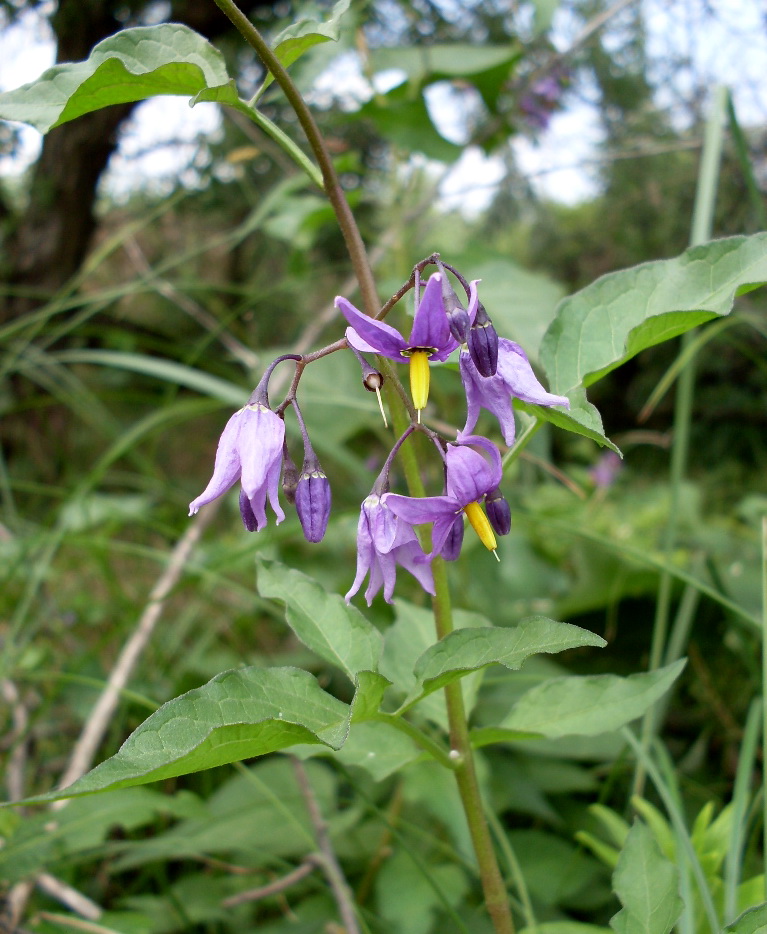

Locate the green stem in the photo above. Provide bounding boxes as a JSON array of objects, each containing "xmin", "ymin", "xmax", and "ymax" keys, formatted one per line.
[
  {"xmin": 633, "ymin": 85, "xmax": 727, "ymax": 799},
  {"xmin": 431, "ymin": 559, "xmax": 515, "ymax": 934},
  {"xmin": 210, "ymin": 5, "xmax": 513, "ymax": 929},
  {"xmin": 211, "ymin": 0, "xmax": 379, "ymax": 319}
]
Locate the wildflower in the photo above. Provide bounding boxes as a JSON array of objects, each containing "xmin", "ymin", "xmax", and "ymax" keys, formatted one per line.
[
  {"xmin": 337, "ymin": 273, "xmax": 478, "ymax": 417},
  {"xmin": 460, "ymin": 338, "xmax": 570, "ymax": 446},
  {"xmin": 590, "ymin": 450, "xmax": 622, "ymax": 489},
  {"xmin": 295, "ymin": 452, "xmax": 331, "ymax": 543},
  {"xmin": 384, "ymin": 436, "xmax": 503, "ymax": 559},
  {"xmin": 189, "ymin": 402, "xmax": 285, "ymax": 531},
  {"xmin": 345, "ymin": 494, "xmax": 435, "ymax": 605}
]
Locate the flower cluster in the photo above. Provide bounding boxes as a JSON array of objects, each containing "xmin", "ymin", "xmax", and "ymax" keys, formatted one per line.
[{"xmin": 189, "ymin": 256, "xmax": 569, "ymax": 604}]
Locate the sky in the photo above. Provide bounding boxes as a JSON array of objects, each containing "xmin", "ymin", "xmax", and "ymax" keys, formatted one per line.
[{"xmin": 1, "ymin": 0, "xmax": 766, "ymax": 213}]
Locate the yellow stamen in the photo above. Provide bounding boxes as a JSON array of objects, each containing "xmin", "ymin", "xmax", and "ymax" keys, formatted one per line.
[
  {"xmin": 464, "ymin": 502, "xmax": 498, "ymax": 554},
  {"xmin": 409, "ymin": 350, "xmax": 430, "ymax": 416}
]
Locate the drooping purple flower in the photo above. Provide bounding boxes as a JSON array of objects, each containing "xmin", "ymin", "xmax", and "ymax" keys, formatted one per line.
[
  {"xmin": 345, "ymin": 494, "xmax": 435, "ymax": 605},
  {"xmin": 295, "ymin": 455, "xmax": 331, "ymax": 543},
  {"xmin": 460, "ymin": 339, "xmax": 570, "ymax": 446},
  {"xmin": 384, "ymin": 436, "xmax": 503, "ymax": 559},
  {"xmin": 189, "ymin": 403, "xmax": 285, "ymax": 531}
]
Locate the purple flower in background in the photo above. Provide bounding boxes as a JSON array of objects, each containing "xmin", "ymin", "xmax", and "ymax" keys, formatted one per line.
[
  {"xmin": 345, "ymin": 494, "xmax": 435, "ymax": 605},
  {"xmin": 460, "ymin": 339, "xmax": 570, "ymax": 446},
  {"xmin": 590, "ymin": 450, "xmax": 623, "ymax": 489},
  {"xmin": 189, "ymin": 403, "xmax": 285, "ymax": 531},
  {"xmin": 519, "ymin": 73, "xmax": 567, "ymax": 132},
  {"xmin": 385, "ymin": 436, "xmax": 503, "ymax": 559}
]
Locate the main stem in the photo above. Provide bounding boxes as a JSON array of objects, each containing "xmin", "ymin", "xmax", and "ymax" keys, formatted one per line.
[
  {"xmin": 432, "ymin": 558, "xmax": 515, "ymax": 933},
  {"xmin": 211, "ymin": 4, "xmax": 513, "ymax": 929}
]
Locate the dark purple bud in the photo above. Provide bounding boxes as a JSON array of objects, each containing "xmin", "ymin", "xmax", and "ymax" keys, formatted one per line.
[
  {"xmin": 438, "ymin": 265, "xmax": 471, "ymax": 343},
  {"xmin": 441, "ymin": 515, "xmax": 465, "ymax": 561},
  {"xmin": 239, "ymin": 490, "xmax": 260, "ymax": 532},
  {"xmin": 484, "ymin": 487, "xmax": 511, "ymax": 536},
  {"xmin": 468, "ymin": 301, "xmax": 499, "ymax": 377},
  {"xmin": 281, "ymin": 444, "xmax": 299, "ymax": 505},
  {"xmin": 295, "ymin": 465, "xmax": 331, "ymax": 543}
]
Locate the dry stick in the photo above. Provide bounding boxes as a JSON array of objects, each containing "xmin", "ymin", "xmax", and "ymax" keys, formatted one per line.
[
  {"xmin": 2, "ymin": 678, "xmax": 29, "ymax": 802},
  {"xmin": 221, "ymin": 858, "xmax": 319, "ymax": 907},
  {"xmin": 36, "ymin": 875, "xmax": 103, "ymax": 922},
  {"xmin": 292, "ymin": 758, "xmax": 361, "ymax": 934},
  {"xmin": 54, "ymin": 502, "xmax": 218, "ymax": 796}
]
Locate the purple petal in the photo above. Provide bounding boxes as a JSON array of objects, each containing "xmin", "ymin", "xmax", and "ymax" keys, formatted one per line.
[
  {"xmin": 441, "ymin": 515, "xmax": 465, "ymax": 561},
  {"xmin": 188, "ymin": 409, "xmax": 243, "ymax": 515},
  {"xmin": 496, "ymin": 339, "xmax": 570, "ymax": 409},
  {"xmin": 238, "ymin": 405, "xmax": 286, "ymax": 527},
  {"xmin": 459, "ymin": 351, "xmax": 517, "ymax": 445},
  {"xmin": 383, "ymin": 492, "xmax": 458, "ymax": 527},
  {"xmin": 392, "ymin": 540, "xmax": 435, "ymax": 595},
  {"xmin": 239, "ymin": 489, "xmax": 259, "ymax": 531},
  {"xmin": 409, "ymin": 273, "xmax": 453, "ymax": 352},
  {"xmin": 336, "ymin": 297, "xmax": 408, "ymax": 359},
  {"xmin": 444, "ymin": 440, "xmax": 502, "ymax": 505},
  {"xmin": 345, "ymin": 508, "xmax": 375, "ymax": 603}
]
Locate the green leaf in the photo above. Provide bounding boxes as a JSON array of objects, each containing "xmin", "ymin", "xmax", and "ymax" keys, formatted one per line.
[
  {"xmin": 379, "ymin": 601, "xmax": 489, "ymax": 729},
  {"xmin": 610, "ymin": 821, "xmax": 683, "ymax": 934},
  {"xmin": 725, "ymin": 903, "xmax": 767, "ymax": 933},
  {"xmin": 370, "ymin": 44, "xmax": 518, "ymax": 85},
  {"xmin": 521, "ymin": 925, "xmax": 611, "ymax": 934},
  {"xmin": 405, "ymin": 617, "xmax": 606, "ymax": 705},
  {"xmin": 515, "ymin": 391, "xmax": 621, "ymax": 454},
  {"xmin": 541, "ymin": 233, "xmax": 767, "ymax": 395},
  {"xmin": 256, "ymin": 558, "xmax": 382, "ymax": 683},
  {"xmin": 256, "ymin": 0, "xmax": 352, "ymax": 99},
  {"xmin": 376, "ymin": 849, "xmax": 469, "ymax": 934},
  {"xmin": 350, "ymin": 670, "xmax": 392, "ymax": 722},
  {"xmin": 334, "ymin": 721, "xmax": 421, "ymax": 781},
  {"xmin": 21, "ymin": 667, "xmax": 350, "ymax": 802},
  {"xmin": 0, "ymin": 24, "xmax": 231, "ymax": 133},
  {"xmin": 501, "ymin": 660, "xmax": 686, "ymax": 738}
]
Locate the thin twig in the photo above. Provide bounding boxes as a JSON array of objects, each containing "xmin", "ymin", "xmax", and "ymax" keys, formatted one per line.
[
  {"xmin": 36, "ymin": 874, "xmax": 103, "ymax": 921},
  {"xmin": 291, "ymin": 758, "xmax": 361, "ymax": 934},
  {"xmin": 54, "ymin": 502, "xmax": 219, "ymax": 797},
  {"xmin": 221, "ymin": 858, "xmax": 318, "ymax": 907},
  {"xmin": 2, "ymin": 679, "xmax": 29, "ymax": 802}
]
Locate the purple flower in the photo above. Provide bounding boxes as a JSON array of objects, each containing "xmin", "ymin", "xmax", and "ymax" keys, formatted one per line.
[
  {"xmin": 189, "ymin": 403, "xmax": 285, "ymax": 531},
  {"xmin": 460, "ymin": 339, "xmax": 570, "ymax": 446},
  {"xmin": 345, "ymin": 494, "xmax": 435, "ymax": 605},
  {"xmin": 336, "ymin": 273, "xmax": 478, "ymax": 415},
  {"xmin": 384, "ymin": 436, "xmax": 503, "ymax": 559},
  {"xmin": 590, "ymin": 450, "xmax": 622, "ymax": 489}
]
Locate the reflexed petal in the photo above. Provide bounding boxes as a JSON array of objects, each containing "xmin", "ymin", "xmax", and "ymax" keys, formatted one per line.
[
  {"xmin": 459, "ymin": 351, "xmax": 516, "ymax": 445},
  {"xmin": 239, "ymin": 489, "xmax": 259, "ymax": 531},
  {"xmin": 188, "ymin": 409, "xmax": 243, "ymax": 515},
  {"xmin": 393, "ymin": 541, "xmax": 435, "ymax": 595},
  {"xmin": 365, "ymin": 495, "xmax": 399, "ymax": 553},
  {"xmin": 496, "ymin": 339, "xmax": 570, "ymax": 409},
  {"xmin": 409, "ymin": 273, "xmax": 452, "ymax": 352},
  {"xmin": 239, "ymin": 405, "xmax": 285, "ymax": 500},
  {"xmin": 441, "ymin": 515, "xmax": 465, "ymax": 560},
  {"xmin": 337, "ymin": 297, "xmax": 408, "ymax": 359},
  {"xmin": 345, "ymin": 509, "xmax": 375, "ymax": 603},
  {"xmin": 383, "ymin": 492, "xmax": 458, "ymax": 527}
]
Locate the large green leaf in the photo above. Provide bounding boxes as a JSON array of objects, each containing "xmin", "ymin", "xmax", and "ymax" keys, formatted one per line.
[
  {"xmin": 501, "ymin": 660, "xmax": 686, "ymax": 738},
  {"xmin": 0, "ymin": 24, "xmax": 232, "ymax": 133},
  {"xmin": 20, "ymin": 667, "xmax": 350, "ymax": 802},
  {"xmin": 724, "ymin": 904, "xmax": 767, "ymax": 933},
  {"xmin": 610, "ymin": 821, "xmax": 683, "ymax": 934},
  {"xmin": 542, "ymin": 233, "xmax": 767, "ymax": 395},
  {"xmin": 404, "ymin": 617, "xmax": 606, "ymax": 707},
  {"xmin": 256, "ymin": 0, "xmax": 352, "ymax": 99},
  {"xmin": 256, "ymin": 558, "xmax": 382, "ymax": 683}
]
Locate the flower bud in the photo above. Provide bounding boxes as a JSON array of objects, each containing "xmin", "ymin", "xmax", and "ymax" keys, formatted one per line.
[
  {"xmin": 441, "ymin": 515, "xmax": 465, "ymax": 561},
  {"xmin": 439, "ymin": 268, "xmax": 471, "ymax": 343},
  {"xmin": 484, "ymin": 487, "xmax": 511, "ymax": 536},
  {"xmin": 468, "ymin": 301, "xmax": 499, "ymax": 377},
  {"xmin": 295, "ymin": 461, "xmax": 331, "ymax": 543}
]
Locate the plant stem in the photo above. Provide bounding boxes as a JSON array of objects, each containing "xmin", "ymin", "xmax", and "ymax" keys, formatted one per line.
[
  {"xmin": 431, "ymin": 558, "xmax": 515, "ymax": 934},
  {"xmin": 211, "ymin": 0, "xmax": 379, "ymax": 318}
]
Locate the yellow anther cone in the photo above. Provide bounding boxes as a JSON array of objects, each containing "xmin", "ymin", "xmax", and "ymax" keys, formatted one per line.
[
  {"xmin": 464, "ymin": 502, "xmax": 498, "ymax": 553},
  {"xmin": 408, "ymin": 350, "xmax": 430, "ymax": 418}
]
